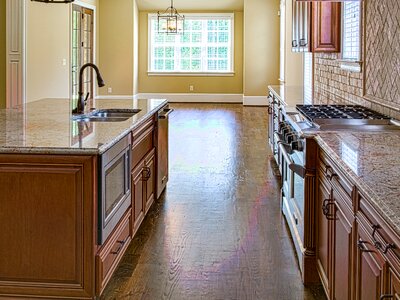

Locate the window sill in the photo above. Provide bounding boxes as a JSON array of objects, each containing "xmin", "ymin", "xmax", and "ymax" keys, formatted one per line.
[
  {"xmin": 147, "ymin": 72, "xmax": 235, "ymax": 77},
  {"xmin": 338, "ymin": 59, "xmax": 362, "ymax": 73}
]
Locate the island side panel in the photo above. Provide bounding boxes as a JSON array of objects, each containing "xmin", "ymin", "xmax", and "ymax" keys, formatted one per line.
[{"xmin": 0, "ymin": 154, "xmax": 97, "ymax": 300}]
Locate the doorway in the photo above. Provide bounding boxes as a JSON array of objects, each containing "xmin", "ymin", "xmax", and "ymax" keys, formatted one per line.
[{"xmin": 71, "ymin": 4, "xmax": 94, "ymax": 109}]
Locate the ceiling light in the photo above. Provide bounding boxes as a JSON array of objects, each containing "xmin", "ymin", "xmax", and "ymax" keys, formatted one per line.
[
  {"xmin": 31, "ymin": 0, "xmax": 75, "ymax": 3},
  {"xmin": 157, "ymin": 0, "xmax": 184, "ymax": 34}
]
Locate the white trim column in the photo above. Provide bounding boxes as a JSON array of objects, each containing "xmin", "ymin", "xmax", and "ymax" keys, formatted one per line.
[{"xmin": 6, "ymin": 0, "xmax": 26, "ymax": 108}]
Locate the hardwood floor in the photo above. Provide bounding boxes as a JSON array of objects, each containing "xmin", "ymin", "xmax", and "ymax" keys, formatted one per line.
[{"xmin": 101, "ymin": 103, "xmax": 326, "ymax": 300}]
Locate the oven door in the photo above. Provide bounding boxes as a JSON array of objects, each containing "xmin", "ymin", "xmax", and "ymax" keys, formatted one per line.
[
  {"xmin": 279, "ymin": 143, "xmax": 305, "ymax": 239},
  {"xmin": 99, "ymin": 135, "xmax": 131, "ymax": 244}
]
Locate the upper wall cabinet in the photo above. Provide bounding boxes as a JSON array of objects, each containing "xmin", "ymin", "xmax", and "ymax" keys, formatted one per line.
[
  {"xmin": 292, "ymin": 1, "xmax": 341, "ymax": 53},
  {"xmin": 312, "ymin": 2, "xmax": 341, "ymax": 52},
  {"xmin": 295, "ymin": 0, "xmax": 359, "ymax": 2}
]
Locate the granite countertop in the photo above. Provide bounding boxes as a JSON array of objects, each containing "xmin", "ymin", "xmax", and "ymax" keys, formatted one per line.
[
  {"xmin": 0, "ymin": 98, "xmax": 167, "ymax": 155},
  {"xmin": 315, "ymin": 131, "xmax": 400, "ymax": 236}
]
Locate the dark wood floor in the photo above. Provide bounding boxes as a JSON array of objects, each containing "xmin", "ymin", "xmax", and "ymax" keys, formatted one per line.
[{"xmin": 101, "ymin": 103, "xmax": 326, "ymax": 300}]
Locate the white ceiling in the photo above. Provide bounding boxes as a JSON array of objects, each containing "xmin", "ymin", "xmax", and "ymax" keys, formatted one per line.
[{"xmin": 136, "ymin": 0, "xmax": 244, "ymax": 11}]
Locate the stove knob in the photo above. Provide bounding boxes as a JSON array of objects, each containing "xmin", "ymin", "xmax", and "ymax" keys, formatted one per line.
[
  {"xmin": 286, "ymin": 134, "xmax": 296, "ymax": 143},
  {"xmin": 281, "ymin": 127, "xmax": 292, "ymax": 136},
  {"xmin": 291, "ymin": 140, "xmax": 304, "ymax": 152}
]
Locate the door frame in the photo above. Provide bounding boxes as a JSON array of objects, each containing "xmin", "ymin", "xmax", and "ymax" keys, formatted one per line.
[
  {"xmin": 69, "ymin": 1, "xmax": 97, "ymax": 100},
  {"xmin": 6, "ymin": 0, "xmax": 26, "ymax": 108}
]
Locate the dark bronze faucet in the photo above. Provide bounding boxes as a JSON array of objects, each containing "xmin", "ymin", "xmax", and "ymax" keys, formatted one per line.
[{"xmin": 73, "ymin": 63, "xmax": 105, "ymax": 114}]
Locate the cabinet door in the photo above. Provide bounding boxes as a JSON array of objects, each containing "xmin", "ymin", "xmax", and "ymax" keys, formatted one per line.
[
  {"xmin": 312, "ymin": 2, "xmax": 341, "ymax": 52},
  {"xmin": 132, "ymin": 161, "xmax": 145, "ymax": 234},
  {"xmin": 355, "ymin": 223, "xmax": 386, "ymax": 300},
  {"xmin": 144, "ymin": 149, "xmax": 156, "ymax": 214},
  {"xmin": 386, "ymin": 268, "xmax": 400, "ymax": 300},
  {"xmin": 333, "ymin": 198, "xmax": 352, "ymax": 300},
  {"xmin": 316, "ymin": 175, "xmax": 332, "ymax": 296}
]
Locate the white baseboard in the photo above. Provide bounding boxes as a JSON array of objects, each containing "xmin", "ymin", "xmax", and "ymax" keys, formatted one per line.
[
  {"xmin": 96, "ymin": 95, "xmax": 134, "ymax": 100},
  {"xmin": 243, "ymin": 96, "xmax": 268, "ymax": 106},
  {"xmin": 136, "ymin": 93, "xmax": 243, "ymax": 103}
]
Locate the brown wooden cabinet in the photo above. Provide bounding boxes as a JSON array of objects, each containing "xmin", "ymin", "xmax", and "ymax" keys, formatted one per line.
[
  {"xmin": 311, "ymin": 2, "xmax": 341, "ymax": 53},
  {"xmin": 355, "ymin": 215, "xmax": 387, "ymax": 300},
  {"xmin": 292, "ymin": 1, "xmax": 341, "ymax": 53},
  {"xmin": 317, "ymin": 150, "xmax": 354, "ymax": 300},
  {"xmin": 0, "ymin": 154, "xmax": 97, "ymax": 299},
  {"xmin": 144, "ymin": 149, "xmax": 156, "ymax": 214},
  {"xmin": 317, "ymin": 148, "xmax": 400, "ymax": 300},
  {"xmin": 132, "ymin": 160, "xmax": 145, "ymax": 234}
]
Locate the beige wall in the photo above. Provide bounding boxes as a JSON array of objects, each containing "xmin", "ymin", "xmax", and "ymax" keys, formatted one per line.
[
  {"xmin": 133, "ymin": 0, "xmax": 139, "ymax": 95},
  {"xmin": 26, "ymin": 0, "xmax": 98, "ymax": 103},
  {"xmin": 0, "ymin": 1, "xmax": 6, "ymax": 108},
  {"xmin": 26, "ymin": 2, "xmax": 70, "ymax": 102},
  {"xmin": 138, "ymin": 11, "xmax": 244, "ymax": 94},
  {"xmin": 244, "ymin": 0, "xmax": 280, "ymax": 96},
  {"xmin": 99, "ymin": 0, "xmax": 133, "ymax": 96}
]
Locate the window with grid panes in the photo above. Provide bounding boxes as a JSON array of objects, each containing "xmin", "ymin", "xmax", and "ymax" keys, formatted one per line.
[
  {"xmin": 342, "ymin": 2, "xmax": 361, "ymax": 61},
  {"xmin": 148, "ymin": 14, "xmax": 234, "ymax": 74}
]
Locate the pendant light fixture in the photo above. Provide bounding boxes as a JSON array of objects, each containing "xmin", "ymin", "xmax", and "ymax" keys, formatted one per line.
[
  {"xmin": 31, "ymin": 0, "xmax": 75, "ymax": 3},
  {"xmin": 157, "ymin": 0, "xmax": 184, "ymax": 34}
]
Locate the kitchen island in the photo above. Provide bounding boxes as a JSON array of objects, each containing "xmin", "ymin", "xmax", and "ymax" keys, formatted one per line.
[{"xmin": 0, "ymin": 98, "xmax": 169, "ymax": 299}]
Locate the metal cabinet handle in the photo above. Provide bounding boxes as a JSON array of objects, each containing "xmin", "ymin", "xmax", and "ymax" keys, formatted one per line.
[
  {"xmin": 142, "ymin": 167, "xmax": 151, "ymax": 180},
  {"xmin": 159, "ymin": 108, "xmax": 174, "ymax": 119},
  {"xmin": 322, "ymin": 200, "xmax": 336, "ymax": 220},
  {"xmin": 357, "ymin": 240, "xmax": 375, "ymax": 253},
  {"xmin": 324, "ymin": 165, "xmax": 338, "ymax": 180},
  {"xmin": 299, "ymin": 38, "xmax": 308, "ymax": 47},
  {"xmin": 371, "ymin": 224, "xmax": 396, "ymax": 254},
  {"xmin": 380, "ymin": 295, "xmax": 394, "ymax": 300},
  {"xmin": 111, "ymin": 238, "xmax": 128, "ymax": 255}
]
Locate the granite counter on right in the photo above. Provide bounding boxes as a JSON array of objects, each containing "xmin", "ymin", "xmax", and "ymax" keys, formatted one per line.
[{"xmin": 312, "ymin": 130, "xmax": 400, "ymax": 300}]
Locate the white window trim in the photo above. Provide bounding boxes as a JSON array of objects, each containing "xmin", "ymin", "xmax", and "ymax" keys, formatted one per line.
[
  {"xmin": 147, "ymin": 13, "xmax": 235, "ymax": 75},
  {"xmin": 340, "ymin": 2, "xmax": 362, "ymax": 72}
]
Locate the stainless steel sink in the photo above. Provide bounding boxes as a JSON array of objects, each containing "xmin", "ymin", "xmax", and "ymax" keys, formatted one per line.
[{"xmin": 72, "ymin": 108, "xmax": 141, "ymax": 122}]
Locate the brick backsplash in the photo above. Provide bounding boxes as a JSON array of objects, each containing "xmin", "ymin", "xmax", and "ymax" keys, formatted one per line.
[{"xmin": 313, "ymin": 0, "xmax": 400, "ymax": 119}]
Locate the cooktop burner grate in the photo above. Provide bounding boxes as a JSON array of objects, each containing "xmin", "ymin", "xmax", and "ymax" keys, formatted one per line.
[{"xmin": 296, "ymin": 105, "xmax": 390, "ymax": 121}]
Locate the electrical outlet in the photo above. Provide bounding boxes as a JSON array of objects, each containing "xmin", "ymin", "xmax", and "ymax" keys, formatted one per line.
[
  {"xmin": 189, "ymin": 85, "xmax": 194, "ymax": 92},
  {"xmin": 108, "ymin": 87, "xmax": 112, "ymax": 94},
  {"xmin": 62, "ymin": 59, "xmax": 67, "ymax": 66}
]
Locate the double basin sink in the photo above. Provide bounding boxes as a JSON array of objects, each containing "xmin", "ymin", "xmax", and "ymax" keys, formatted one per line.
[{"xmin": 72, "ymin": 109, "xmax": 141, "ymax": 122}]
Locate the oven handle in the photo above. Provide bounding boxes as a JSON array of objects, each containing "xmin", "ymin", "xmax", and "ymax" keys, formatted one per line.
[{"xmin": 278, "ymin": 143, "xmax": 306, "ymax": 179}]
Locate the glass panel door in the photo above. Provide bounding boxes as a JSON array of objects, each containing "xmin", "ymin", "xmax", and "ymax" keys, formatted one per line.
[{"xmin": 71, "ymin": 5, "xmax": 94, "ymax": 110}]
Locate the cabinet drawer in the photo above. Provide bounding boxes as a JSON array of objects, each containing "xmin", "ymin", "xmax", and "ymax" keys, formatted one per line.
[
  {"xmin": 96, "ymin": 209, "xmax": 132, "ymax": 296},
  {"xmin": 319, "ymin": 150, "xmax": 353, "ymax": 202},
  {"xmin": 131, "ymin": 119, "xmax": 154, "ymax": 169},
  {"xmin": 358, "ymin": 198, "xmax": 400, "ymax": 270}
]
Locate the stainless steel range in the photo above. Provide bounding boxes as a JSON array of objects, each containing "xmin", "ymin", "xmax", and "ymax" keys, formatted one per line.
[{"xmin": 267, "ymin": 96, "xmax": 399, "ymax": 283}]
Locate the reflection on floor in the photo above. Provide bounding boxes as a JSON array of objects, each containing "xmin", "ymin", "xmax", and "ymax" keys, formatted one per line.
[{"xmin": 101, "ymin": 103, "xmax": 326, "ymax": 300}]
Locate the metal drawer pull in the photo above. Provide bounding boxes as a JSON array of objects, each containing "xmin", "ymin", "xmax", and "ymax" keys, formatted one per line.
[
  {"xmin": 357, "ymin": 240, "xmax": 375, "ymax": 253},
  {"xmin": 324, "ymin": 165, "xmax": 338, "ymax": 180},
  {"xmin": 322, "ymin": 200, "xmax": 336, "ymax": 220},
  {"xmin": 111, "ymin": 238, "xmax": 128, "ymax": 255},
  {"xmin": 159, "ymin": 108, "xmax": 174, "ymax": 119},
  {"xmin": 371, "ymin": 224, "xmax": 396, "ymax": 254},
  {"xmin": 380, "ymin": 295, "xmax": 394, "ymax": 300},
  {"xmin": 142, "ymin": 167, "xmax": 151, "ymax": 180}
]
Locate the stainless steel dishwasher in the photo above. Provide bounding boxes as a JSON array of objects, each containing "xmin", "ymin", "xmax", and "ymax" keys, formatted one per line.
[{"xmin": 156, "ymin": 105, "xmax": 173, "ymax": 198}]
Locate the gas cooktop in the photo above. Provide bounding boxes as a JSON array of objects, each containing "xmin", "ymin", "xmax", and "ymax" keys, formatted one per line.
[{"xmin": 296, "ymin": 105, "xmax": 390, "ymax": 122}]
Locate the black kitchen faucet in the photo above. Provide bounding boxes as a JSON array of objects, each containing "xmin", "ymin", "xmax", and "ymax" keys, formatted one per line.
[{"xmin": 72, "ymin": 63, "xmax": 105, "ymax": 114}]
